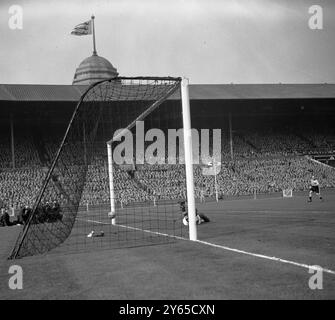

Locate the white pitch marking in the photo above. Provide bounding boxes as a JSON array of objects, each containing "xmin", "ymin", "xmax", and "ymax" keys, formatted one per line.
[
  {"xmin": 116, "ymin": 223, "xmax": 186, "ymax": 241},
  {"xmin": 201, "ymin": 196, "xmax": 288, "ymax": 204},
  {"xmin": 76, "ymin": 217, "xmax": 335, "ymax": 275},
  {"xmin": 201, "ymin": 191, "xmax": 332, "ymax": 204},
  {"xmin": 76, "ymin": 218, "xmax": 186, "ymax": 240},
  {"xmin": 217, "ymin": 210, "xmax": 334, "ymax": 214},
  {"xmin": 76, "ymin": 218, "xmax": 109, "ymax": 225},
  {"xmin": 196, "ymin": 239, "xmax": 335, "ymax": 275}
]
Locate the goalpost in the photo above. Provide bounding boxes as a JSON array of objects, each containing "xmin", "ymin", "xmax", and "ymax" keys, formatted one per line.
[
  {"xmin": 9, "ymin": 76, "xmax": 198, "ymax": 259},
  {"xmin": 180, "ymin": 78, "xmax": 197, "ymax": 241},
  {"xmin": 106, "ymin": 78, "xmax": 197, "ymax": 241}
]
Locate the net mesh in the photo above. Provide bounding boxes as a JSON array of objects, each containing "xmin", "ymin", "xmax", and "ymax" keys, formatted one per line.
[{"xmin": 9, "ymin": 77, "xmax": 187, "ymax": 259}]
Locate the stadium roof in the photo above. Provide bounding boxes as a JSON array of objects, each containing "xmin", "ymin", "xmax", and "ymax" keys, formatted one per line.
[
  {"xmin": 0, "ymin": 84, "xmax": 86, "ymax": 102},
  {"xmin": 185, "ymin": 84, "xmax": 335, "ymax": 100},
  {"xmin": 0, "ymin": 83, "xmax": 334, "ymax": 102}
]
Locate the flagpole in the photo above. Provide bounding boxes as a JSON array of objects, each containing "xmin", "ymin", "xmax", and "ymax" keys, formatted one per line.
[{"xmin": 91, "ymin": 15, "xmax": 97, "ymax": 55}]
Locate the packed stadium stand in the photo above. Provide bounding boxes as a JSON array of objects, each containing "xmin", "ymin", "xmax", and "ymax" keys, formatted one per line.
[{"xmin": 1, "ymin": 83, "xmax": 335, "ymax": 214}]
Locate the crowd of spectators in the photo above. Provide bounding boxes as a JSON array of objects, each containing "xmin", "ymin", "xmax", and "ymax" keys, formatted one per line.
[
  {"xmin": 1, "ymin": 128, "xmax": 335, "ymax": 213},
  {"xmin": 77, "ymin": 154, "xmax": 335, "ymax": 205},
  {"xmin": 0, "ymin": 134, "xmax": 40, "ymax": 169},
  {"xmin": 134, "ymin": 164, "xmax": 187, "ymax": 200},
  {"xmin": 0, "ymin": 168, "xmax": 45, "ymax": 209},
  {"xmin": 195, "ymin": 156, "xmax": 335, "ymax": 198},
  {"xmin": 81, "ymin": 164, "xmax": 151, "ymax": 205},
  {"xmin": 218, "ymin": 130, "xmax": 335, "ymax": 159}
]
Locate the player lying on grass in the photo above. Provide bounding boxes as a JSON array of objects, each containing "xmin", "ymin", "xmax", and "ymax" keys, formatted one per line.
[
  {"xmin": 179, "ymin": 201, "xmax": 210, "ymax": 226},
  {"xmin": 308, "ymin": 176, "xmax": 323, "ymax": 202}
]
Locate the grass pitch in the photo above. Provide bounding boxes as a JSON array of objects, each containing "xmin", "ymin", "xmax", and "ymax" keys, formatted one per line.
[{"xmin": 0, "ymin": 190, "xmax": 334, "ymax": 299}]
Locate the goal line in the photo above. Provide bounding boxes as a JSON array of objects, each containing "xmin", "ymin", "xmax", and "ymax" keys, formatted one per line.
[{"xmin": 77, "ymin": 218, "xmax": 335, "ymax": 275}]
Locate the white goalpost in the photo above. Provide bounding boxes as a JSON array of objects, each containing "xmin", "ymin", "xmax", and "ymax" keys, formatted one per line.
[
  {"xmin": 106, "ymin": 77, "xmax": 197, "ymax": 241},
  {"xmin": 107, "ymin": 142, "xmax": 116, "ymax": 225},
  {"xmin": 181, "ymin": 78, "xmax": 197, "ymax": 241}
]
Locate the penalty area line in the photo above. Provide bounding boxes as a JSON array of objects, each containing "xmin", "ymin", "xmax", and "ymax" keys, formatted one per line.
[
  {"xmin": 76, "ymin": 218, "xmax": 110, "ymax": 225},
  {"xmin": 196, "ymin": 239, "xmax": 335, "ymax": 275},
  {"xmin": 76, "ymin": 217, "xmax": 187, "ymax": 241},
  {"xmin": 116, "ymin": 223, "xmax": 187, "ymax": 241},
  {"xmin": 76, "ymin": 218, "xmax": 335, "ymax": 275}
]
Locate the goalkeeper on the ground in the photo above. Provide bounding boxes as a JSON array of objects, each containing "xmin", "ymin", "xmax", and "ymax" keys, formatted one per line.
[{"xmin": 179, "ymin": 201, "xmax": 210, "ymax": 226}]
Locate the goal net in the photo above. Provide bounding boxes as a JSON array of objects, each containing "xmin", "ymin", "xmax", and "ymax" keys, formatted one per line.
[{"xmin": 9, "ymin": 77, "xmax": 197, "ymax": 259}]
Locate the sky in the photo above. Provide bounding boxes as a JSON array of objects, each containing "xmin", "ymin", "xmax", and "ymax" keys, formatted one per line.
[{"xmin": 0, "ymin": 0, "xmax": 334, "ymax": 84}]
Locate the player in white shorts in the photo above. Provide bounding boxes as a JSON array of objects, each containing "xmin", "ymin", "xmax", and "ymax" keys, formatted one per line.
[
  {"xmin": 179, "ymin": 201, "xmax": 210, "ymax": 226},
  {"xmin": 308, "ymin": 176, "xmax": 323, "ymax": 202}
]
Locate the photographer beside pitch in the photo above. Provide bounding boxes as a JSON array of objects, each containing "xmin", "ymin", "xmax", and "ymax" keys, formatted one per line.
[
  {"xmin": 0, "ymin": 207, "xmax": 17, "ymax": 227},
  {"xmin": 0, "ymin": 201, "xmax": 63, "ymax": 227}
]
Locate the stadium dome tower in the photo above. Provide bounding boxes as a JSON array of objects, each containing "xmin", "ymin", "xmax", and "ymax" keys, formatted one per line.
[
  {"xmin": 72, "ymin": 16, "xmax": 118, "ymax": 85},
  {"xmin": 72, "ymin": 53, "xmax": 118, "ymax": 85}
]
